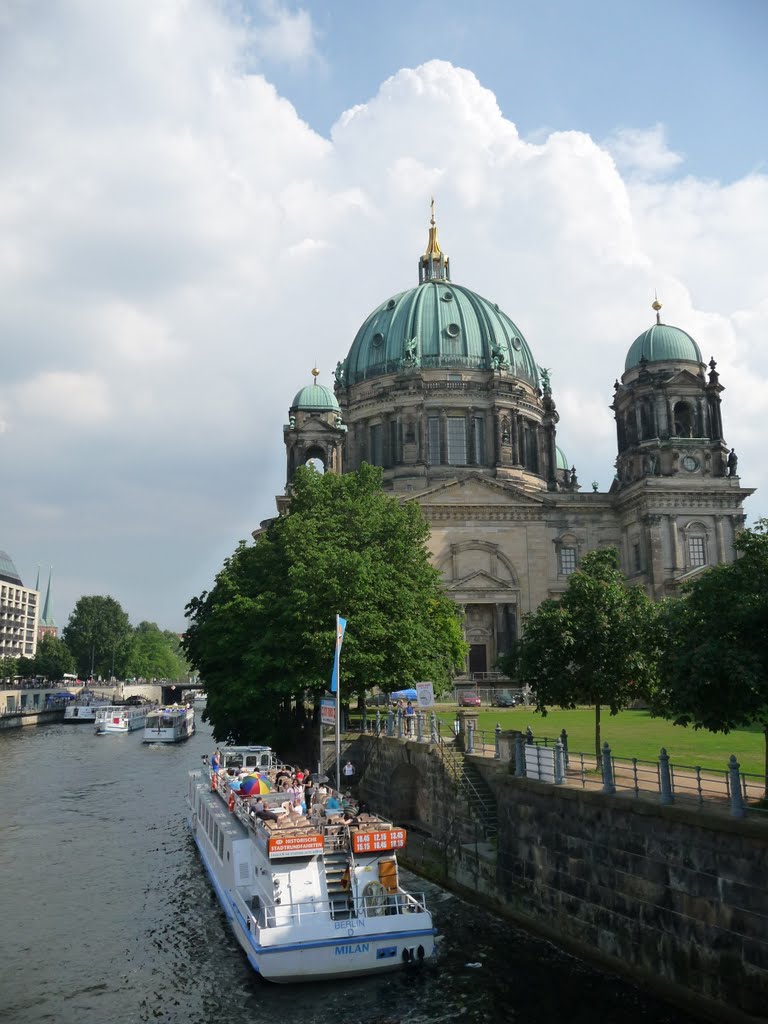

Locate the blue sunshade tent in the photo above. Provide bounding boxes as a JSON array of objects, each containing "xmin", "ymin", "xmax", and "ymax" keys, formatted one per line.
[{"xmin": 390, "ymin": 688, "xmax": 418, "ymax": 701}]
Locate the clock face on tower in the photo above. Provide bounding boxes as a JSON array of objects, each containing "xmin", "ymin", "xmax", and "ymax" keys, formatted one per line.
[{"xmin": 682, "ymin": 455, "xmax": 698, "ymax": 472}]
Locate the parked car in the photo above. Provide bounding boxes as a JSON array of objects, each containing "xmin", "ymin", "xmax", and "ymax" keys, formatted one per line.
[
  {"xmin": 458, "ymin": 691, "xmax": 482, "ymax": 707},
  {"xmin": 491, "ymin": 692, "xmax": 516, "ymax": 707}
]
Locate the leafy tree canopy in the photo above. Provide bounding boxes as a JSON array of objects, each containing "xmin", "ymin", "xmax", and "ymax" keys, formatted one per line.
[
  {"xmin": 504, "ymin": 547, "xmax": 658, "ymax": 760},
  {"xmin": 652, "ymin": 519, "xmax": 768, "ymax": 788},
  {"xmin": 184, "ymin": 464, "xmax": 467, "ymax": 747},
  {"xmin": 62, "ymin": 595, "xmax": 132, "ymax": 679},
  {"xmin": 34, "ymin": 634, "xmax": 76, "ymax": 680},
  {"xmin": 123, "ymin": 621, "xmax": 189, "ymax": 680}
]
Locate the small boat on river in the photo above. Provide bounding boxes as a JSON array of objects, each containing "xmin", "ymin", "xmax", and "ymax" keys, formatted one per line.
[
  {"xmin": 187, "ymin": 746, "xmax": 436, "ymax": 982},
  {"xmin": 143, "ymin": 704, "xmax": 195, "ymax": 743},
  {"xmin": 63, "ymin": 692, "xmax": 112, "ymax": 724},
  {"xmin": 94, "ymin": 704, "xmax": 151, "ymax": 734}
]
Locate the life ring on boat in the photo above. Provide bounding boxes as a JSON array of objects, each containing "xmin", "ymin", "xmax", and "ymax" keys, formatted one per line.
[
  {"xmin": 211, "ymin": 773, "xmax": 217, "ymax": 792},
  {"xmin": 228, "ymin": 791, "xmax": 235, "ymax": 812},
  {"xmin": 362, "ymin": 881, "xmax": 388, "ymax": 917}
]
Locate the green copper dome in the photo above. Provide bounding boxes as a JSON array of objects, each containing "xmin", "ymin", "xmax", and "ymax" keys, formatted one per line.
[
  {"xmin": 291, "ymin": 383, "xmax": 340, "ymax": 412},
  {"xmin": 555, "ymin": 446, "xmax": 569, "ymax": 471},
  {"xmin": 345, "ymin": 281, "xmax": 538, "ymax": 387},
  {"xmin": 625, "ymin": 323, "xmax": 702, "ymax": 372}
]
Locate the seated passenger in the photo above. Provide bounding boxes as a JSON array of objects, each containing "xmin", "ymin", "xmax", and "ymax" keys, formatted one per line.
[{"xmin": 250, "ymin": 796, "xmax": 278, "ymax": 822}]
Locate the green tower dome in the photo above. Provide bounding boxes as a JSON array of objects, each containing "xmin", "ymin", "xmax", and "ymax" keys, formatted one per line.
[
  {"xmin": 555, "ymin": 445, "xmax": 569, "ymax": 471},
  {"xmin": 625, "ymin": 301, "xmax": 702, "ymax": 371},
  {"xmin": 291, "ymin": 381, "xmax": 340, "ymax": 412},
  {"xmin": 344, "ymin": 206, "xmax": 538, "ymax": 388}
]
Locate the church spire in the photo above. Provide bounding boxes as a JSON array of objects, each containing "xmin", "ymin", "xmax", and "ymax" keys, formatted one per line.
[
  {"xmin": 418, "ymin": 199, "xmax": 450, "ymax": 284},
  {"xmin": 41, "ymin": 566, "xmax": 56, "ymax": 630}
]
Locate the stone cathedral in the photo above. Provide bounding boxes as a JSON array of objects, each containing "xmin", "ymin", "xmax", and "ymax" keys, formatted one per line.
[{"xmin": 277, "ymin": 211, "xmax": 753, "ymax": 677}]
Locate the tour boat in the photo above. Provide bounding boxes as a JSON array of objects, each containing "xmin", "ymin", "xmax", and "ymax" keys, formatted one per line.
[
  {"xmin": 143, "ymin": 704, "xmax": 195, "ymax": 743},
  {"xmin": 94, "ymin": 704, "xmax": 151, "ymax": 734},
  {"xmin": 63, "ymin": 693, "xmax": 112, "ymax": 723},
  {"xmin": 186, "ymin": 747, "xmax": 436, "ymax": 982}
]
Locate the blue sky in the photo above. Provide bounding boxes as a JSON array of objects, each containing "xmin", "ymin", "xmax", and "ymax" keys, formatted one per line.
[
  {"xmin": 262, "ymin": 0, "xmax": 767, "ymax": 181},
  {"xmin": 1, "ymin": 0, "xmax": 766, "ymax": 633}
]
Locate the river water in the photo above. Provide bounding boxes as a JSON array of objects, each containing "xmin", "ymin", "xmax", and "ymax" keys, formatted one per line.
[{"xmin": 0, "ymin": 719, "xmax": 709, "ymax": 1024}]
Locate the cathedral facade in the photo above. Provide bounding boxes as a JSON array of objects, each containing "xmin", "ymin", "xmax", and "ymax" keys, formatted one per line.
[{"xmin": 280, "ymin": 212, "xmax": 753, "ymax": 677}]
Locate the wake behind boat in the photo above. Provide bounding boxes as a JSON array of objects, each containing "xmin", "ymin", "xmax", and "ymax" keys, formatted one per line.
[
  {"xmin": 143, "ymin": 704, "xmax": 195, "ymax": 743},
  {"xmin": 187, "ymin": 747, "xmax": 436, "ymax": 983},
  {"xmin": 95, "ymin": 704, "xmax": 152, "ymax": 734}
]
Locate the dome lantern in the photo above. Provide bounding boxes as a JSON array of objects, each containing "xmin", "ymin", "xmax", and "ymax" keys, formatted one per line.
[{"xmin": 418, "ymin": 199, "xmax": 450, "ymax": 284}]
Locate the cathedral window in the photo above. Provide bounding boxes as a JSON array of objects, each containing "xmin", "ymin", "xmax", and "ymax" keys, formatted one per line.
[
  {"xmin": 428, "ymin": 416, "xmax": 440, "ymax": 465},
  {"xmin": 369, "ymin": 424, "xmax": 383, "ymax": 467},
  {"xmin": 559, "ymin": 547, "xmax": 577, "ymax": 576},
  {"xmin": 674, "ymin": 401, "xmax": 693, "ymax": 437},
  {"xmin": 447, "ymin": 417, "xmax": 467, "ymax": 464},
  {"xmin": 688, "ymin": 536, "xmax": 707, "ymax": 568},
  {"xmin": 633, "ymin": 542, "xmax": 642, "ymax": 573}
]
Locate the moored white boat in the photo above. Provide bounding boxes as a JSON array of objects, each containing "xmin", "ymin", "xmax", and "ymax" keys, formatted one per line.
[
  {"xmin": 187, "ymin": 747, "xmax": 436, "ymax": 982},
  {"xmin": 143, "ymin": 705, "xmax": 195, "ymax": 743},
  {"xmin": 63, "ymin": 693, "xmax": 112, "ymax": 723},
  {"xmin": 94, "ymin": 705, "xmax": 151, "ymax": 734}
]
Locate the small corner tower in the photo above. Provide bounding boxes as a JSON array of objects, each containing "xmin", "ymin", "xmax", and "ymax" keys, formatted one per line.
[{"xmin": 283, "ymin": 369, "xmax": 347, "ymax": 488}]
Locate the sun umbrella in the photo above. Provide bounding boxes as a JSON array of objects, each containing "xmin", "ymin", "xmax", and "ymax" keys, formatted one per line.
[{"xmin": 239, "ymin": 774, "xmax": 271, "ymax": 796}]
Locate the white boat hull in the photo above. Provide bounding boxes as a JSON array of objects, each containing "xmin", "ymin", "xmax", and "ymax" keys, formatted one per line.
[
  {"xmin": 187, "ymin": 770, "xmax": 436, "ymax": 983},
  {"xmin": 143, "ymin": 706, "xmax": 195, "ymax": 743},
  {"xmin": 94, "ymin": 706, "xmax": 151, "ymax": 734}
]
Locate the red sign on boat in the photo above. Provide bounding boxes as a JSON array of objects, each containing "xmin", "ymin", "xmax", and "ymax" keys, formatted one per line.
[
  {"xmin": 352, "ymin": 829, "xmax": 406, "ymax": 853},
  {"xmin": 267, "ymin": 834, "xmax": 324, "ymax": 858}
]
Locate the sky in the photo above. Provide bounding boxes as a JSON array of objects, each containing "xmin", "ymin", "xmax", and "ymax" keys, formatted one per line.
[{"xmin": 1, "ymin": 0, "xmax": 766, "ymax": 633}]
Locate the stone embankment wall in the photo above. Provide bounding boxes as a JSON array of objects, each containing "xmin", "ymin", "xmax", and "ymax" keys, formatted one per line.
[{"xmin": 344, "ymin": 734, "xmax": 768, "ymax": 1024}]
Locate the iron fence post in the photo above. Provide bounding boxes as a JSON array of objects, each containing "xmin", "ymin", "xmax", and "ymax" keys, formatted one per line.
[
  {"xmin": 560, "ymin": 728, "xmax": 569, "ymax": 768},
  {"xmin": 554, "ymin": 739, "xmax": 564, "ymax": 784},
  {"xmin": 386, "ymin": 710, "xmax": 394, "ymax": 737},
  {"xmin": 659, "ymin": 747, "xmax": 674, "ymax": 805},
  {"xmin": 396, "ymin": 709, "xmax": 403, "ymax": 739},
  {"xmin": 430, "ymin": 711, "xmax": 438, "ymax": 744},
  {"xmin": 362, "ymin": 707, "xmax": 367, "ymax": 733},
  {"xmin": 515, "ymin": 733, "xmax": 525, "ymax": 777},
  {"xmin": 525, "ymin": 726, "xmax": 533, "ymax": 745},
  {"xmin": 467, "ymin": 720, "xmax": 475, "ymax": 754},
  {"xmin": 375, "ymin": 709, "xmax": 381, "ymax": 736},
  {"xmin": 728, "ymin": 755, "xmax": 746, "ymax": 818},
  {"xmin": 416, "ymin": 711, "xmax": 424, "ymax": 742},
  {"xmin": 601, "ymin": 741, "xmax": 616, "ymax": 794},
  {"xmin": 495, "ymin": 723, "xmax": 502, "ymax": 759}
]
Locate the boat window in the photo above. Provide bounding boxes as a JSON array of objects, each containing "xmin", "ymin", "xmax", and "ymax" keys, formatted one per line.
[
  {"xmin": 218, "ymin": 832, "xmax": 224, "ymax": 859},
  {"xmin": 224, "ymin": 753, "xmax": 244, "ymax": 770}
]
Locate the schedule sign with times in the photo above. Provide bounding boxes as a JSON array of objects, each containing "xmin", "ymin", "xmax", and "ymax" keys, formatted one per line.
[{"xmin": 352, "ymin": 829, "xmax": 406, "ymax": 853}]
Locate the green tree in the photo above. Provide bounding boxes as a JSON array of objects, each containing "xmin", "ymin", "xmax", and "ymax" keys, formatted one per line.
[
  {"xmin": 123, "ymin": 622, "xmax": 188, "ymax": 680},
  {"xmin": 33, "ymin": 634, "xmax": 76, "ymax": 681},
  {"xmin": 504, "ymin": 548, "xmax": 658, "ymax": 762},
  {"xmin": 652, "ymin": 519, "xmax": 768, "ymax": 794},
  {"xmin": 62, "ymin": 595, "xmax": 132, "ymax": 679},
  {"xmin": 184, "ymin": 464, "xmax": 467, "ymax": 747}
]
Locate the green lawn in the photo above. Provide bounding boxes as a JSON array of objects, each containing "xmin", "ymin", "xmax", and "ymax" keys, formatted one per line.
[{"xmin": 433, "ymin": 706, "xmax": 767, "ymax": 776}]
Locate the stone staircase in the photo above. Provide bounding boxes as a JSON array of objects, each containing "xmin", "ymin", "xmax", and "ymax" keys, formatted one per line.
[{"xmin": 437, "ymin": 738, "xmax": 498, "ymax": 840}]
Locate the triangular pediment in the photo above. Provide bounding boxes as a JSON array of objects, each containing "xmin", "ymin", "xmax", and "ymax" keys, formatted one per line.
[
  {"xmin": 665, "ymin": 369, "xmax": 704, "ymax": 388},
  {"xmin": 404, "ymin": 474, "xmax": 545, "ymax": 506},
  {"xmin": 446, "ymin": 569, "xmax": 517, "ymax": 593}
]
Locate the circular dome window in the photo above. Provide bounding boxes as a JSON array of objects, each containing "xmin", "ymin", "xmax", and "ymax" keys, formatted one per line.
[
  {"xmin": 372, "ymin": 332, "xmax": 384, "ymax": 347},
  {"xmin": 386, "ymin": 299, "xmax": 396, "ymax": 310},
  {"xmin": 446, "ymin": 323, "xmax": 460, "ymax": 338},
  {"xmin": 441, "ymin": 291, "xmax": 453, "ymax": 302},
  {"xmin": 510, "ymin": 336, "xmax": 522, "ymax": 351}
]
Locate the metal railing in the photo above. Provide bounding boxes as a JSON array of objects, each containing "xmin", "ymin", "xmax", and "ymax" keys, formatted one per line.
[{"xmin": 516, "ymin": 736, "xmax": 768, "ymax": 820}]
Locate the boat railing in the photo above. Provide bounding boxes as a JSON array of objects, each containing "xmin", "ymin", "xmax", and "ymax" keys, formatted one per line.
[{"xmin": 234, "ymin": 887, "xmax": 429, "ymax": 931}]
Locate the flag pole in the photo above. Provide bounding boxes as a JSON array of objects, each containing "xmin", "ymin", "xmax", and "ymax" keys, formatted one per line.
[{"xmin": 335, "ymin": 614, "xmax": 341, "ymax": 792}]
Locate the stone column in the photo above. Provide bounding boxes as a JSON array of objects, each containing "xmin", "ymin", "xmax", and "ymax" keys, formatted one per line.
[
  {"xmin": 715, "ymin": 515, "xmax": 725, "ymax": 562},
  {"xmin": 669, "ymin": 515, "xmax": 680, "ymax": 571}
]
